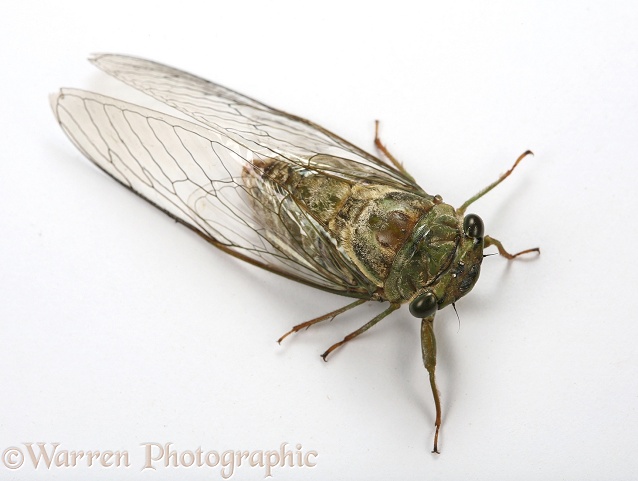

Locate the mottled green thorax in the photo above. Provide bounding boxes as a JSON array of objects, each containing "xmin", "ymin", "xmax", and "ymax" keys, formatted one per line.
[
  {"xmin": 384, "ymin": 203, "xmax": 484, "ymax": 307},
  {"xmin": 330, "ymin": 185, "xmax": 438, "ymax": 286}
]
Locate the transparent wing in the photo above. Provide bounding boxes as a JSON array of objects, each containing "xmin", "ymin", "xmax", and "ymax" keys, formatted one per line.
[
  {"xmin": 89, "ymin": 53, "xmax": 425, "ymax": 193},
  {"xmin": 52, "ymin": 88, "xmax": 377, "ymax": 297}
]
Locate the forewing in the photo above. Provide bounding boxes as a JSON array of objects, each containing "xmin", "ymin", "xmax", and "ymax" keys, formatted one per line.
[
  {"xmin": 89, "ymin": 54, "xmax": 425, "ymax": 193},
  {"xmin": 52, "ymin": 88, "xmax": 376, "ymax": 296}
]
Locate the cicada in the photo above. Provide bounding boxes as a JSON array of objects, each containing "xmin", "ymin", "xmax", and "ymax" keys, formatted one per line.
[{"xmin": 51, "ymin": 54, "xmax": 539, "ymax": 453}]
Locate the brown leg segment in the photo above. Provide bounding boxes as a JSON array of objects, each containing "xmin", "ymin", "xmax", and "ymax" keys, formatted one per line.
[
  {"xmin": 321, "ymin": 303, "xmax": 400, "ymax": 361},
  {"xmin": 374, "ymin": 121, "xmax": 416, "ymax": 182},
  {"xmin": 484, "ymin": 235, "xmax": 540, "ymax": 259},
  {"xmin": 421, "ymin": 314, "xmax": 441, "ymax": 454},
  {"xmin": 277, "ymin": 299, "xmax": 367, "ymax": 344},
  {"xmin": 457, "ymin": 150, "xmax": 534, "ymax": 215}
]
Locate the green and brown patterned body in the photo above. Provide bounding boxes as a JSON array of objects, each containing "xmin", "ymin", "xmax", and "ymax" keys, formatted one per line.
[{"xmin": 243, "ymin": 156, "xmax": 485, "ymax": 310}]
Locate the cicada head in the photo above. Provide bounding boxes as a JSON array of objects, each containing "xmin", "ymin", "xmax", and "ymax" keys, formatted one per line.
[
  {"xmin": 427, "ymin": 213, "xmax": 485, "ymax": 309},
  {"xmin": 385, "ymin": 204, "xmax": 485, "ymax": 317}
]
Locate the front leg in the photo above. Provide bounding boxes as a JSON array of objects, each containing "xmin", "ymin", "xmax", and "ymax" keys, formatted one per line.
[
  {"xmin": 484, "ymin": 235, "xmax": 540, "ymax": 259},
  {"xmin": 421, "ymin": 314, "xmax": 441, "ymax": 454}
]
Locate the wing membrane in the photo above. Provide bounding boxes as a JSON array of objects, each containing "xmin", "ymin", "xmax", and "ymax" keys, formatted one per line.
[
  {"xmin": 52, "ymin": 88, "xmax": 376, "ymax": 296},
  {"xmin": 89, "ymin": 54, "xmax": 425, "ymax": 193}
]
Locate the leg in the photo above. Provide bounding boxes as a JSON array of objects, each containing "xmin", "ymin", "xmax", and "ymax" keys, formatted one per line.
[
  {"xmin": 421, "ymin": 314, "xmax": 441, "ymax": 454},
  {"xmin": 321, "ymin": 303, "xmax": 400, "ymax": 361},
  {"xmin": 457, "ymin": 150, "xmax": 534, "ymax": 215},
  {"xmin": 484, "ymin": 235, "xmax": 540, "ymax": 259},
  {"xmin": 374, "ymin": 121, "xmax": 416, "ymax": 182},
  {"xmin": 277, "ymin": 299, "xmax": 366, "ymax": 344}
]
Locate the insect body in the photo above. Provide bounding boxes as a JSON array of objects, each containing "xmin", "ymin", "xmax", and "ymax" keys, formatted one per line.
[{"xmin": 51, "ymin": 54, "xmax": 539, "ymax": 453}]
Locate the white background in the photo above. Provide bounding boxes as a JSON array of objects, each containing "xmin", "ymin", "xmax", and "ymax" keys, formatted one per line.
[{"xmin": 1, "ymin": 1, "xmax": 637, "ymax": 479}]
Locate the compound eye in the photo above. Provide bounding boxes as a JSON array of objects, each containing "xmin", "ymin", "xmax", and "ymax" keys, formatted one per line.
[
  {"xmin": 463, "ymin": 214, "xmax": 484, "ymax": 239},
  {"xmin": 409, "ymin": 292, "xmax": 438, "ymax": 318}
]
